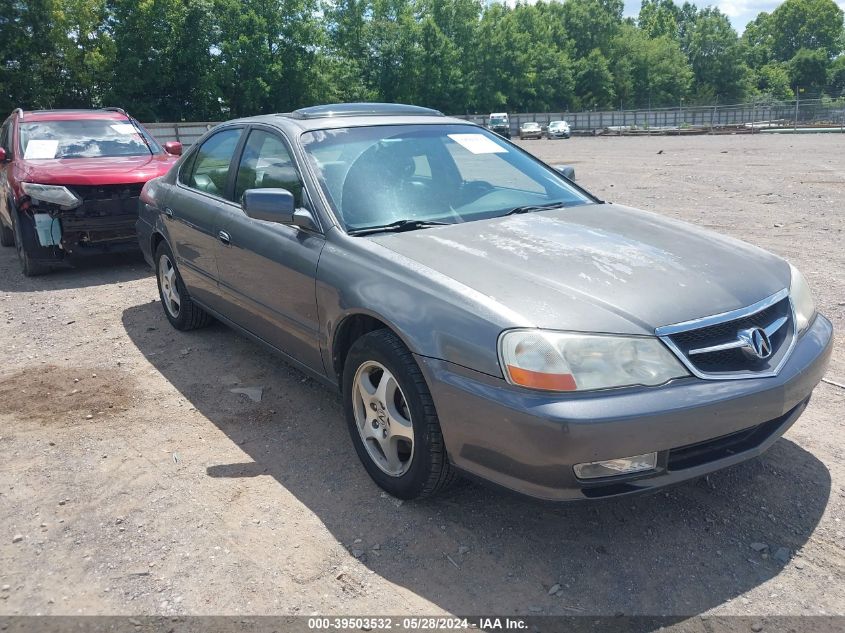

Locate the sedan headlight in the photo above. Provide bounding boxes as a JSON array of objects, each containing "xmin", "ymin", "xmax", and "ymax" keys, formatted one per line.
[
  {"xmin": 499, "ymin": 330, "xmax": 689, "ymax": 392},
  {"xmin": 21, "ymin": 182, "xmax": 81, "ymax": 210},
  {"xmin": 789, "ymin": 264, "xmax": 815, "ymax": 334}
]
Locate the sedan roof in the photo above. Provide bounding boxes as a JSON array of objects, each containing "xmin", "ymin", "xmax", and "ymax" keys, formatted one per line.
[
  {"xmin": 226, "ymin": 112, "xmax": 476, "ymax": 135},
  {"xmin": 18, "ymin": 109, "xmax": 131, "ymax": 122}
]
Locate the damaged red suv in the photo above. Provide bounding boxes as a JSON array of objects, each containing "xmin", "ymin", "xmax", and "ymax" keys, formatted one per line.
[{"xmin": 0, "ymin": 108, "xmax": 181, "ymax": 275}]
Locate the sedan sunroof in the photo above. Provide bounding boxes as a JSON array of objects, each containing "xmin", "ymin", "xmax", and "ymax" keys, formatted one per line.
[{"xmin": 288, "ymin": 103, "xmax": 444, "ymax": 119}]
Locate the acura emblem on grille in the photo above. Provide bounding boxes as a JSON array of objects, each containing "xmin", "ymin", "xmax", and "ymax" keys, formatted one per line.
[{"xmin": 738, "ymin": 326, "xmax": 773, "ymax": 360}]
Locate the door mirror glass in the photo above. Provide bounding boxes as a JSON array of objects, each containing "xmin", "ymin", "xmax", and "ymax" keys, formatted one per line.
[
  {"xmin": 554, "ymin": 165, "xmax": 576, "ymax": 180},
  {"xmin": 164, "ymin": 141, "xmax": 183, "ymax": 156},
  {"xmin": 242, "ymin": 188, "xmax": 296, "ymax": 223}
]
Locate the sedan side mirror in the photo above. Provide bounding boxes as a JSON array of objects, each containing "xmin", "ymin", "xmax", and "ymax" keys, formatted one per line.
[
  {"xmin": 554, "ymin": 165, "xmax": 576, "ymax": 180},
  {"xmin": 242, "ymin": 188, "xmax": 319, "ymax": 231},
  {"xmin": 164, "ymin": 141, "xmax": 183, "ymax": 156}
]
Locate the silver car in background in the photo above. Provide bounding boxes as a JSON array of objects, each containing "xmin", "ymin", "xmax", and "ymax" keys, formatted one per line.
[
  {"xmin": 137, "ymin": 103, "xmax": 832, "ymax": 501},
  {"xmin": 547, "ymin": 120, "xmax": 571, "ymax": 139},
  {"xmin": 519, "ymin": 121, "xmax": 542, "ymax": 140}
]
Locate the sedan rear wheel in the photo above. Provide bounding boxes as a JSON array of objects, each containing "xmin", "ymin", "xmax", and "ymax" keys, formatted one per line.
[
  {"xmin": 343, "ymin": 329, "xmax": 456, "ymax": 499},
  {"xmin": 158, "ymin": 253, "xmax": 182, "ymax": 319},
  {"xmin": 154, "ymin": 241, "xmax": 212, "ymax": 331}
]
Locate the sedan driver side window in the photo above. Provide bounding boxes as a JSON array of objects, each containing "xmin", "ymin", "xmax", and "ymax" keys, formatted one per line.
[{"xmin": 234, "ymin": 129, "xmax": 304, "ymax": 206}]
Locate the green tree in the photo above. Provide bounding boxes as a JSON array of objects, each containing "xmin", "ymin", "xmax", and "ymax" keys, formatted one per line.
[
  {"xmin": 789, "ymin": 48, "xmax": 830, "ymax": 91},
  {"xmin": 0, "ymin": 0, "xmax": 64, "ymax": 111},
  {"xmin": 755, "ymin": 63, "xmax": 793, "ymax": 100},
  {"xmin": 212, "ymin": 0, "xmax": 327, "ymax": 117},
  {"xmin": 638, "ymin": 0, "xmax": 678, "ymax": 40},
  {"xmin": 828, "ymin": 56, "xmax": 845, "ymax": 96},
  {"xmin": 574, "ymin": 48, "xmax": 615, "ymax": 109},
  {"xmin": 561, "ymin": 0, "xmax": 624, "ymax": 58},
  {"xmin": 742, "ymin": 11, "xmax": 775, "ymax": 68},
  {"xmin": 53, "ymin": 0, "xmax": 111, "ymax": 108},
  {"xmin": 104, "ymin": 0, "xmax": 220, "ymax": 120},
  {"xmin": 769, "ymin": 0, "xmax": 844, "ymax": 60},
  {"xmin": 685, "ymin": 8, "xmax": 750, "ymax": 103},
  {"xmin": 365, "ymin": 0, "xmax": 419, "ymax": 104},
  {"xmin": 323, "ymin": 0, "xmax": 378, "ymax": 102},
  {"xmin": 612, "ymin": 24, "xmax": 692, "ymax": 108}
]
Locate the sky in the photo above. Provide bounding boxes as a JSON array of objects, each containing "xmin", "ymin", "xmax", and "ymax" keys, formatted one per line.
[
  {"xmin": 621, "ymin": 1, "xmax": 780, "ymax": 30},
  {"xmin": 503, "ymin": 1, "xmax": 845, "ymax": 32}
]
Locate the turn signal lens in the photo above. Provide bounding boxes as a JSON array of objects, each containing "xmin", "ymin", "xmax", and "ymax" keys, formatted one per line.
[{"xmin": 506, "ymin": 366, "xmax": 577, "ymax": 391}]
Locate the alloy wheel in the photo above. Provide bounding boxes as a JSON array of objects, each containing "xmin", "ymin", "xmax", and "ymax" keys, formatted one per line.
[
  {"xmin": 352, "ymin": 360, "xmax": 415, "ymax": 477},
  {"xmin": 158, "ymin": 254, "xmax": 181, "ymax": 318}
]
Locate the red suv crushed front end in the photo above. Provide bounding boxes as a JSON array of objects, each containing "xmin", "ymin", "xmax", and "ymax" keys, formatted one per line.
[{"xmin": 0, "ymin": 108, "xmax": 181, "ymax": 276}]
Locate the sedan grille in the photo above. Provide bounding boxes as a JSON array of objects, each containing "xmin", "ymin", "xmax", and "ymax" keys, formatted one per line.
[
  {"xmin": 66, "ymin": 183, "xmax": 143, "ymax": 217},
  {"xmin": 71, "ymin": 183, "xmax": 143, "ymax": 201},
  {"xmin": 657, "ymin": 291, "xmax": 795, "ymax": 378}
]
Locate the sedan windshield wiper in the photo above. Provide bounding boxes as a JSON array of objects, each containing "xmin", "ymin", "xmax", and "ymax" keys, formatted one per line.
[
  {"xmin": 504, "ymin": 201, "xmax": 568, "ymax": 216},
  {"xmin": 348, "ymin": 219, "xmax": 450, "ymax": 236}
]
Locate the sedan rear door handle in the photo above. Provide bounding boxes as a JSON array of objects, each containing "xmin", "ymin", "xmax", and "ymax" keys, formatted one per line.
[{"xmin": 218, "ymin": 230, "xmax": 231, "ymax": 245}]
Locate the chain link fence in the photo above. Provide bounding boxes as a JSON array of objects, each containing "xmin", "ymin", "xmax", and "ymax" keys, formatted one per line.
[
  {"xmin": 455, "ymin": 99, "xmax": 845, "ymax": 136},
  {"xmin": 144, "ymin": 99, "xmax": 845, "ymax": 146}
]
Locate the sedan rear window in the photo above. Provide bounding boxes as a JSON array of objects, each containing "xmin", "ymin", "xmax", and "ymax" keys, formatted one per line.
[
  {"xmin": 301, "ymin": 124, "xmax": 591, "ymax": 233},
  {"xmin": 19, "ymin": 119, "xmax": 158, "ymax": 159}
]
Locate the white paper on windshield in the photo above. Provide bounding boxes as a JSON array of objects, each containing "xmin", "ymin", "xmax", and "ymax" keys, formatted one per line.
[
  {"xmin": 111, "ymin": 123, "xmax": 137, "ymax": 134},
  {"xmin": 448, "ymin": 133, "xmax": 507, "ymax": 155},
  {"xmin": 24, "ymin": 140, "xmax": 59, "ymax": 159}
]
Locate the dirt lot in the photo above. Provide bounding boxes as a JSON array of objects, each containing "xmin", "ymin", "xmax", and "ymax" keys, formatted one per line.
[{"xmin": 1, "ymin": 134, "xmax": 843, "ymax": 619}]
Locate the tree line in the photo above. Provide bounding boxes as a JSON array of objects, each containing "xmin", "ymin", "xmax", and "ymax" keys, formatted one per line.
[{"xmin": 1, "ymin": 0, "xmax": 844, "ymax": 121}]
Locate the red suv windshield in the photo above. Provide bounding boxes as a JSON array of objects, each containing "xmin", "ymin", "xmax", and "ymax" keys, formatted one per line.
[{"xmin": 19, "ymin": 119, "xmax": 158, "ymax": 159}]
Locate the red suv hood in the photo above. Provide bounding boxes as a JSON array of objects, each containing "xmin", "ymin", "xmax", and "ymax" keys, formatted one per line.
[{"xmin": 18, "ymin": 154, "xmax": 177, "ymax": 186}]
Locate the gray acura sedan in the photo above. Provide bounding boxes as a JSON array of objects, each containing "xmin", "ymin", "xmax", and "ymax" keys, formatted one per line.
[{"xmin": 137, "ymin": 103, "xmax": 832, "ymax": 501}]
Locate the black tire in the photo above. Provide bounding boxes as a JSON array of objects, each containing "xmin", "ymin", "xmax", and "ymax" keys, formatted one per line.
[
  {"xmin": 12, "ymin": 210, "xmax": 49, "ymax": 276},
  {"xmin": 154, "ymin": 241, "xmax": 213, "ymax": 331},
  {"xmin": 0, "ymin": 219, "xmax": 13, "ymax": 247},
  {"xmin": 343, "ymin": 329, "xmax": 456, "ymax": 500}
]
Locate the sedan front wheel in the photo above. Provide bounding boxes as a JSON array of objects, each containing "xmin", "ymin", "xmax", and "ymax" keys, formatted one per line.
[{"xmin": 343, "ymin": 329, "xmax": 456, "ymax": 499}]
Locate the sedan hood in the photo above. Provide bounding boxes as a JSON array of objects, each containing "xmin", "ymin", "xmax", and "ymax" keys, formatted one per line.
[
  {"xmin": 369, "ymin": 204, "xmax": 791, "ymax": 334},
  {"xmin": 19, "ymin": 154, "xmax": 177, "ymax": 186}
]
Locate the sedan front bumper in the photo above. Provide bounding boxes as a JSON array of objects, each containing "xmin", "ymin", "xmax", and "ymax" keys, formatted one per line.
[{"xmin": 417, "ymin": 314, "xmax": 833, "ymax": 501}]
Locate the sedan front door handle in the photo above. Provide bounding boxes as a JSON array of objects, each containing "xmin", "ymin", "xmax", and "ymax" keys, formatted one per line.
[{"xmin": 218, "ymin": 230, "xmax": 231, "ymax": 245}]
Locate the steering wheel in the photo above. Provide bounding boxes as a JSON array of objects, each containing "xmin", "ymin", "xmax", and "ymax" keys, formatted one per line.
[{"xmin": 457, "ymin": 180, "xmax": 495, "ymax": 206}]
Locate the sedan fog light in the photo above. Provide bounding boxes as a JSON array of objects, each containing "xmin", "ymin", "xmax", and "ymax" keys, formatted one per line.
[{"xmin": 573, "ymin": 452, "xmax": 657, "ymax": 480}]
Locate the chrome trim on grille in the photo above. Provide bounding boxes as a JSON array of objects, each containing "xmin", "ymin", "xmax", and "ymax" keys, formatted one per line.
[
  {"xmin": 656, "ymin": 289, "xmax": 798, "ymax": 381},
  {"xmin": 654, "ymin": 288, "xmax": 789, "ymax": 337}
]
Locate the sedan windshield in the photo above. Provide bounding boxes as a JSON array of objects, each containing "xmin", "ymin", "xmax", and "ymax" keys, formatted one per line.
[
  {"xmin": 301, "ymin": 124, "xmax": 592, "ymax": 233},
  {"xmin": 19, "ymin": 119, "xmax": 158, "ymax": 159}
]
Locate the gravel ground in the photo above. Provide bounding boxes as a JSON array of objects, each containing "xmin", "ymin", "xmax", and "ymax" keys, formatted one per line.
[{"xmin": 0, "ymin": 133, "xmax": 843, "ymax": 618}]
